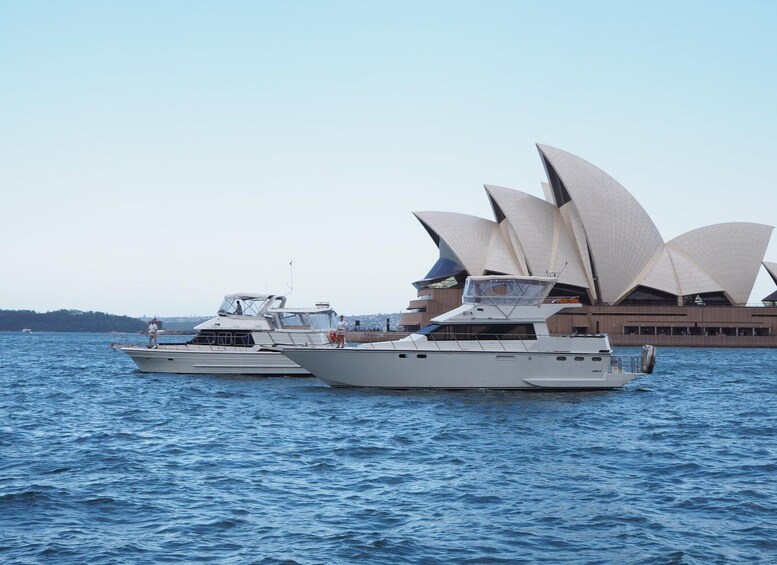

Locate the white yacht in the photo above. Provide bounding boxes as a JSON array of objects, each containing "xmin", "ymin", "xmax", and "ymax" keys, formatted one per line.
[
  {"xmin": 283, "ymin": 276, "xmax": 657, "ymax": 390},
  {"xmin": 119, "ymin": 293, "xmax": 338, "ymax": 375}
]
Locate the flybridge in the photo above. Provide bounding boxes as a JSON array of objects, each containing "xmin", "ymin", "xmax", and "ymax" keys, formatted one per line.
[{"xmin": 462, "ymin": 276, "xmax": 557, "ymax": 307}]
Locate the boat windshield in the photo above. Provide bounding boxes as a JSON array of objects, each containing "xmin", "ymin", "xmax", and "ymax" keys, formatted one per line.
[
  {"xmin": 273, "ymin": 310, "xmax": 337, "ymax": 330},
  {"xmin": 308, "ymin": 311, "xmax": 337, "ymax": 330},
  {"xmin": 218, "ymin": 296, "xmax": 279, "ymax": 316},
  {"xmin": 463, "ymin": 276, "xmax": 555, "ymax": 306}
]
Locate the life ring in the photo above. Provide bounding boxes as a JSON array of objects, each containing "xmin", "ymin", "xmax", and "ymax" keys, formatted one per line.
[{"xmin": 640, "ymin": 345, "xmax": 657, "ymax": 374}]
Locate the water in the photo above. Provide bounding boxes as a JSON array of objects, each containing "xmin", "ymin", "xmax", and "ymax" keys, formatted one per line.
[{"xmin": 1, "ymin": 333, "xmax": 776, "ymax": 564}]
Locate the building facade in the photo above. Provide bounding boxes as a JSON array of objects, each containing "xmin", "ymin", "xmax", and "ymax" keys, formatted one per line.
[{"xmin": 400, "ymin": 145, "xmax": 777, "ymax": 345}]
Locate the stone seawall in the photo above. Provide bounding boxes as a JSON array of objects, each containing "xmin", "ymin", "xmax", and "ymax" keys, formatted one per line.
[{"xmin": 611, "ymin": 334, "xmax": 777, "ymax": 348}]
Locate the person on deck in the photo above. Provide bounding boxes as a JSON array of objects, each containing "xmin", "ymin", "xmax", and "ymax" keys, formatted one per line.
[
  {"xmin": 336, "ymin": 315, "xmax": 347, "ymax": 348},
  {"xmin": 235, "ymin": 300, "xmax": 243, "ymax": 315},
  {"xmin": 148, "ymin": 319, "xmax": 158, "ymax": 349}
]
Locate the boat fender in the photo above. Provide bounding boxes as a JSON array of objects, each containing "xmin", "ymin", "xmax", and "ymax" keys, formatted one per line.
[
  {"xmin": 328, "ymin": 331, "xmax": 337, "ymax": 343},
  {"xmin": 640, "ymin": 344, "xmax": 657, "ymax": 374}
]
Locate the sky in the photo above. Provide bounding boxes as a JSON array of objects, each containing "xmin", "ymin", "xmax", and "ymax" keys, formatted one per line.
[{"xmin": 1, "ymin": 1, "xmax": 776, "ymax": 317}]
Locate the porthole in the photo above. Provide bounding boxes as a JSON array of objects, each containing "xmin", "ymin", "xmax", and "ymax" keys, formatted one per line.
[
  {"xmin": 556, "ymin": 356, "xmax": 567, "ymax": 361},
  {"xmin": 574, "ymin": 357, "xmax": 584, "ymax": 361},
  {"xmin": 399, "ymin": 354, "xmax": 407, "ymax": 359},
  {"xmin": 417, "ymin": 354, "xmax": 427, "ymax": 359},
  {"xmin": 592, "ymin": 356, "xmax": 602, "ymax": 361}
]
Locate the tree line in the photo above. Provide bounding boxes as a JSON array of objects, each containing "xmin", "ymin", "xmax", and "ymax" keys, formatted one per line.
[{"xmin": 0, "ymin": 309, "xmax": 146, "ymax": 333}]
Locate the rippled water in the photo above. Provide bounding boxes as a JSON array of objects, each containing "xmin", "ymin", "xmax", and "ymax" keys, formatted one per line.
[{"xmin": 1, "ymin": 333, "xmax": 776, "ymax": 563}]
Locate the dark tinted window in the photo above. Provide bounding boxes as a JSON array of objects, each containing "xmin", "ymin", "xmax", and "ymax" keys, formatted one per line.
[
  {"xmin": 426, "ymin": 323, "xmax": 536, "ymax": 341},
  {"xmin": 190, "ymin": 330, "xmax": 255, "ymax": 348}
]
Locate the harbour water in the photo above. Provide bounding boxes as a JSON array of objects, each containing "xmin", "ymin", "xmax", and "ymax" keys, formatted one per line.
[{"xmin": 1, "ymin": 333, "xmax": 776, "ymax": 563}]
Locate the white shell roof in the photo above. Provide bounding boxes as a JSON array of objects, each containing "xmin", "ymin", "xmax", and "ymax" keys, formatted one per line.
[
  {"xmin": 484, "ymin": 222, "xmax": 525, "ymax": 275},
  {"xmin": 764, "ymin": 262, "xmax": 777, "ymax": 285},
  {"xmin": 485, "ymin": 184, "xmax": 589, "ymax": 289},
  {"xmin": 413, "ymin": 211, "xmax": 497, "ymax": 275},
  {"xmin": 559, "ymin": 203, "xmax": 597, "ymax": 301},
  {"xmin": 499, "ymin": 222, "xmax": 529, "ymax": 275},
  {"xmin": 634, "ymin": 246, "xmax": 680, "ymax": 297},
  {"xmin": 537, "ymin": 144, "xmax": 664, "ymax": 304},
  {"xmin": 665, "ymin": 247, "xmax": 723, "ymax": 296},
  {"xmin": 413, "ymin": 145, "xmax": 773, "ymax": 306},
  {"xmin": 668, "ymin": 223, "xmax": 773, "ymax": 304}
]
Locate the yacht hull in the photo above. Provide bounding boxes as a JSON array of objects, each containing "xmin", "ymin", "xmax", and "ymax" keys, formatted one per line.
[
  {"xmin": 283, "ymin": 348, "xmax": 641, "ymax": 389},
  {"xmin": 120, "ymin": 346, "xmax": 309, "ymax": 375}
]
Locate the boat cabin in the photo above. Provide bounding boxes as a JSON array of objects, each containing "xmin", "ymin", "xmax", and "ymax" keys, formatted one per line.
[{"xmin": 414, "ymin": 276, "xmax": 566, "ymax": 342}]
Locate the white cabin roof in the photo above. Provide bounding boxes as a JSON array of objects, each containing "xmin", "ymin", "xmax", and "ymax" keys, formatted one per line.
[{"xmin": 224, "ymin": 293, "xmax": 281, "ymax": 301}]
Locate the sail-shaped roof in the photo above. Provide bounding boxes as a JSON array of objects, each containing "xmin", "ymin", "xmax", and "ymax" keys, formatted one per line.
[
  {"xmin": 411, "ymin": 145, "xmax": 774, "ymax": 307},
  {"xmin": 413, "ymin": 211, "xmax": 498, "ymax": 276},
  {"xmin": 485, "ymin": 184, "xmax": 589, "ymax": 289},
  {"xmin": 536, "ymin": 144, "xmax": 665, "ymax": 304},
  {"xmin": 763, "ymin": 262, "xmax": 777, "ymax": 285},
  {"xmin": 667, "ymin": 223, "xmax": 773, "ymax": 305}
]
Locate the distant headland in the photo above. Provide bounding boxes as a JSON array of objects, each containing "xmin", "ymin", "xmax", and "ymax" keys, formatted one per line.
[
  {"xmin": 0, "ymin": 310, "xmax": 404, "ymax": 333},
  {"xmin": 0, "ymin": 310, "xmax": 146, "ymax": 333}
]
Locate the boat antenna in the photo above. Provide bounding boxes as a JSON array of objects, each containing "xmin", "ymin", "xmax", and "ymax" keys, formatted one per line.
[
  {"xmin": 546, "ymin": 262, "xmax": 568, "ymax": 279},
  {"xmin": 286, "ymin": 260, "xmax": 294, "ymax": 295}
]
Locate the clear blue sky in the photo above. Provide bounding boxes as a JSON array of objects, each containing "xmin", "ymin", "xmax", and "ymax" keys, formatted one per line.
[{"xmin": 1, "ymin": 1, "xmax": 776, "ymax": 316}]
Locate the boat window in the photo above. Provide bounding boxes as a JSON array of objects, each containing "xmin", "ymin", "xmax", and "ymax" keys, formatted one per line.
[
  {"xmin": 276, "ymin": 312, "xmax": 309, "ymax": 329},
  {"xmin": 190, "ymin": 331, "xmax": 216, "ymax": 345},
  {"xmin": 556, "ymin": 356, "xmax": 567, "ymax": 361},
  {"xmin": 425, "ymin": 324, "xmax": 537, "ymax": 341},
  {"xmin": 463, "ymin": 276, "xmax": 555, "ymax": 306},
  {"xmin": 592, "ymin": 357, "xmax": 602, "ymax": 361},
  {"xmin": 574, "ymin": 357, "xmax": 584, "ymax": 361},
  {"xmin": 308, "ymin": 311, "xmax": 337, "ymax": 330},
  {"xmin": 217, "ymin": 296, "xmax": 272, "ymax": 316},
  {"xmin": 233, "ymin": 332, "xmax": 253, "ymax": 346},
  {"xmin": 189, "ymin": 330, "xmax": 255, "ymax": 347}
]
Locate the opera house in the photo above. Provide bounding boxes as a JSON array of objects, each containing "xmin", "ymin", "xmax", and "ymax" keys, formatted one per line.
[{"xmin": 400, "ymin": 145, "xmax": 777, "ymax": 346}]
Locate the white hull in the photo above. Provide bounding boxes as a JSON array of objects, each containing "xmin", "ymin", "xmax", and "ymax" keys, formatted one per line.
[
  {"xmin": 283, "ymin": 348, "xmax": 642, "ymax": 389},
  {"xmin": 120, "ymin": 345, "xmax": 309, "ymax": 375}
]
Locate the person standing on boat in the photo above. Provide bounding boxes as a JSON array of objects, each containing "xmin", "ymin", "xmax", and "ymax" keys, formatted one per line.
[
  {"xmin": 336, "ymin": 315, "xmax": 347, "ymax": 348},
  {"xmin": 147, "ymin": 319, "xmax": 158, "ymax": 349},
  {"xmin": 235, "ymin": 300, "xmax": 243, "ymax": 315}
]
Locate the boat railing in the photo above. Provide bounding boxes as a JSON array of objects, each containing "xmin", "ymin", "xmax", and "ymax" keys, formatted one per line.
[
  {"xmin": 355, "ymin": 334, "xmax": 535, "ymax": 352},
  {"xmin": 543, "ymin": 296, "xmax": 581, "ymax": 304},
  {"xmin": 610, "ymin": 355, "xmax": 641, "ymax": 374},
  {"xmin": 266, "ymin": 331, "xmax": 333, "ymax": 347}
]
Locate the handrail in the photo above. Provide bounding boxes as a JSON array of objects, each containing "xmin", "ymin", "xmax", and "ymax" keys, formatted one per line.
[
  {"xmin": 610, "ymin": 355, "xmax": 641, "ymax": 374},
  {"xmin": 355, "ymin": 334, "xmax": 529, "ymax": 352},
  {"xmin": 351, "ymin": 332, "xmax": 614, "ymax": 352}
]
